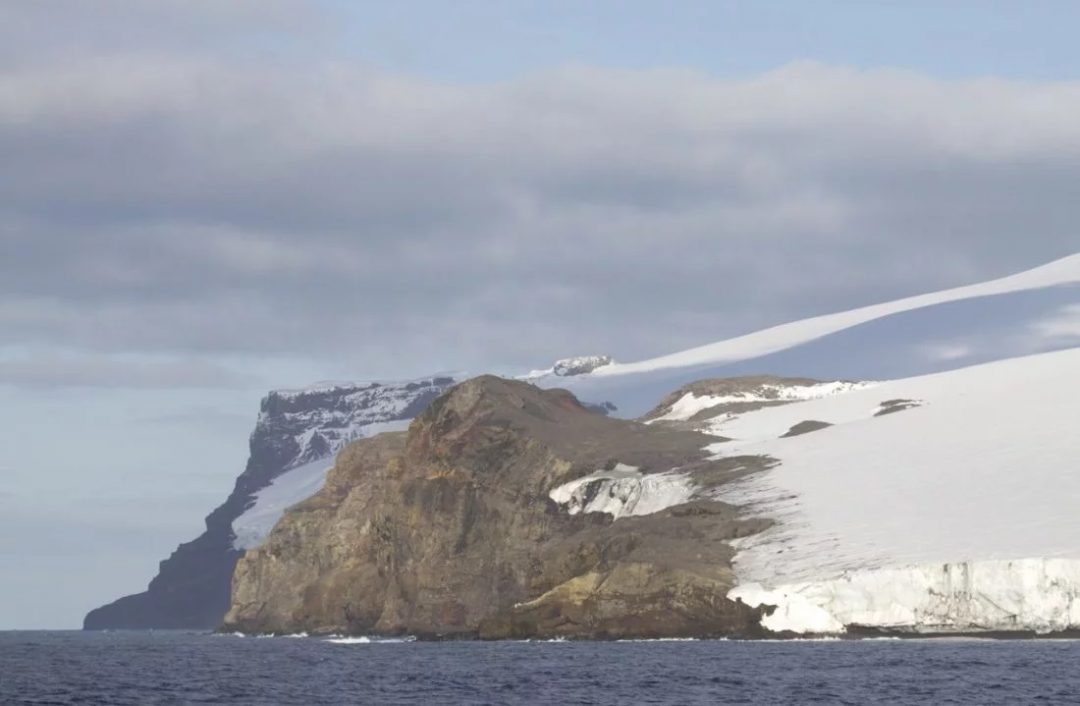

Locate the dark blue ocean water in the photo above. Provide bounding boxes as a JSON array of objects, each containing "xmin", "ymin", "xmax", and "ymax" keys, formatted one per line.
[{"xmin": 2, "ymin": 631, "xmax": 1079, "ymax": 705}]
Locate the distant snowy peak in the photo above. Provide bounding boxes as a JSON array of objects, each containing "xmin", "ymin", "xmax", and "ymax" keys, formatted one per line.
[
  {"xmin": 257, "ymin": 375, "xmax": 458, "ymax": 472},
  {"xmin": 552, "ymin": 355, "xmax": 614, "ymax": 377},
  {"xmin": 525, "ymin": 355, "xmax": 614, "ymax": 380}
]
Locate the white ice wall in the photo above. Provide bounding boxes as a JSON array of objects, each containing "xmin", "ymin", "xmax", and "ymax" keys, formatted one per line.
[
  {"xmin": 707, "ymin": 347, "xmax": 1080, "ymax": 634},
  {"xmin": 731, "ymin": 559, "xmax": 1080, "ymax": 635}
]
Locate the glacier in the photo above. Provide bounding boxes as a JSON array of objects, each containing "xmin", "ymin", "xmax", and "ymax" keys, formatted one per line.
[
  {"xmin": 704, "ymin": 347, "xmax": 1080, "ymax": 635},
  {"xmin": 546, "ymin": 348, "xmax": 1080, "ymax": 636}
]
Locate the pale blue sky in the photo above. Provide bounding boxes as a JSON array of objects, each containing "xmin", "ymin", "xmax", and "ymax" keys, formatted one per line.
[
  {"xmin": 327, "ymin": 0, "xmax": 1080, "ymax": 81},
  {"xmin": 2, "ymin": 1, "xmax": 1080, "ymax": 629}
]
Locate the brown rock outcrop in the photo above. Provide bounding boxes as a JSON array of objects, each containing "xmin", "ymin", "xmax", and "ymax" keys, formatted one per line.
[{"xmin": 223, "ymin": 375, "xmax": 771, "ymax": 639}]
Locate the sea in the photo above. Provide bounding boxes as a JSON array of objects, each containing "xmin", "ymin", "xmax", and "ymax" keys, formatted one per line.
[{"xmin": 2, "ymin": 631, "xmax": 1079, "ymax": 705}]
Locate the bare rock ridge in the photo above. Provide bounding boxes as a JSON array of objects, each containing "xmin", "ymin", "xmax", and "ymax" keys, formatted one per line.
[
  {"xmin": 83, "ymin": 376, "xmax": 456, "ymax": 630},
  {"xmin": 644, "ymin": 375, "xmax": 823, "ymax": 423},
  {"xmin": 223, "ymin": 376, "xmax": 772, "ymax": 639}
]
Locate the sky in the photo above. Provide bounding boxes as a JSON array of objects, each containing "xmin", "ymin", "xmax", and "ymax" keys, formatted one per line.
[{"xmin": 2, "ymin": 0, "xmax": 1080, "ymax": 629}]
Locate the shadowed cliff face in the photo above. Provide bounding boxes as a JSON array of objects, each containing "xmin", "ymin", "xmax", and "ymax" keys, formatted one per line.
[
  {"xmin": 224, "ymin": 376, "xmax": 771, "ymax": 639},
  {"xmin": 83, "ymin": 377, "xmax": 456, "ymax": 630}
]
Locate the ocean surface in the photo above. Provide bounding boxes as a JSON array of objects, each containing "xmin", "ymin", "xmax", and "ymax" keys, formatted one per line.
[{"xmin": 2, "ymin": 631, "xmax": 1080, "ymax": 705}]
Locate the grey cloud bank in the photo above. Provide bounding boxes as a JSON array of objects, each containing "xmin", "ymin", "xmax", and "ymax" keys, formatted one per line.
[
  {"xmin": 3, "ymin": 60, "xmax": 1080, "ymax": 380},
  {"xmin": 0, "ymin": 356, "xmax": 257, "ymax": 390}
]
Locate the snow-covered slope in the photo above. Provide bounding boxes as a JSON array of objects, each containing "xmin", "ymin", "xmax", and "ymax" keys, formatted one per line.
[
  {"xmin": 697, "ymin": 347, "xmax": 1080, "ymax": 635},
  {"xmin": 231, "ymin": 459, "xmax": 337, "ymax": 551},
  {"xmin": 533, "ymin": 254, "xmax": 1080, "ymax": 417},
  {"xmin": 648, "ymin": 379, "xmax": 876, "ymax": 423},
  {"xmin": 536, "ymin": 256, "xmax": 1080, "ymax": 636}
]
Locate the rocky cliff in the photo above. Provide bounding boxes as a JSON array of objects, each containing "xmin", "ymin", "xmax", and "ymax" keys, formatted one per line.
[
  {"xmin": 223, "ymin": 376, "xmax": 772, "ymax": 639},
  {"xmin": 84, "ymin": 376, "xmax": 457, "ymax": 630}
]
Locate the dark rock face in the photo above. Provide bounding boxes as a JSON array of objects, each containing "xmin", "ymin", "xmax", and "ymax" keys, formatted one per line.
[
  {"xmin": 83, "ymin": 376, "xmax": 457, "ymax": 630},
  {"xmin": 223, "ymin": 376, "xmax": 772, "ymax": 639},
  {"xmin": 875, "ymin": 398, "xmax": 923, "ymax": 416},
  {"xmin": 781, "ymin": 420, "xmax": 833, "ymax": 437},
  {"xmin": 84, "ymin": 498, "xmax": 245, "ymax": 630}
]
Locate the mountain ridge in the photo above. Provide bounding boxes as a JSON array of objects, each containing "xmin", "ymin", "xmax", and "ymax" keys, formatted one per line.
[{"xmin": 84, "ymin": 253, "xmax": 1080, "ymax": 632}]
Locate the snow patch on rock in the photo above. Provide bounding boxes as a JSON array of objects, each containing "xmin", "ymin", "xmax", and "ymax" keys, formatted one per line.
[
  {"xmin": 549, "ymin": 464, "xmax": 695, "ymax": 519},
  {"xmin": 232, "ymin": 459, "xmax": 334, "ymax": 550},
  {"xmin": 652, "ymin": 381, "xmax": 876, "ymax": 423}
]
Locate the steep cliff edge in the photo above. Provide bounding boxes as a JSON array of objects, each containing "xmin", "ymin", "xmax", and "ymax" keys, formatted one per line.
[
  {"xmin": 223, "ymin": 376, "xmax": 771, "ymax": 639},
  {"xmin": 84, "ymin": 376, "xmax": 456, "ymax": 630}
]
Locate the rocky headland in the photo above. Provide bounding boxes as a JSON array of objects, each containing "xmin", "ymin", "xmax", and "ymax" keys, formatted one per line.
[
  {"xmin": 84, "ymin": 377, "xmax": 457, "ymax": 630},
  {"xmin": 223, "ymin": 376, "xmax": 773, "ymax": 639}
]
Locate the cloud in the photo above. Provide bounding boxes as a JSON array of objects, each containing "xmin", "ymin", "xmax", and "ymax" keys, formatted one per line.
[
  {"xmin": 1, "ymin": 50, "xmax": 1079, "ymax": 378},
  {"xmin": 1032, "ymin": 303, "xmax": 1080, "ymax": 342},
  {"xmin": 0, "ymin": 1, "xmax": 326, "ymax": 66},
  {"xmin": 0, "ymin": 356, "xmax": 257, "ymax": 390},
  {"xmin": 919, "ymin": 343, "xmax": 974, "ymax": 362},
  {"xmin": 138, "ymin": 407, "xmax": 254, "ymax": 427}
]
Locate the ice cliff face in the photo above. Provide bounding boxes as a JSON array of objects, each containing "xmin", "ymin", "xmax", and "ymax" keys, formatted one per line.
[
  {"xmin": 83, "ymin": 375, "xmax": 457, "ymax": 630},
  {"xmin": 731, "ymin": 559, "xmax": 1080, "ymax": 635}
]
